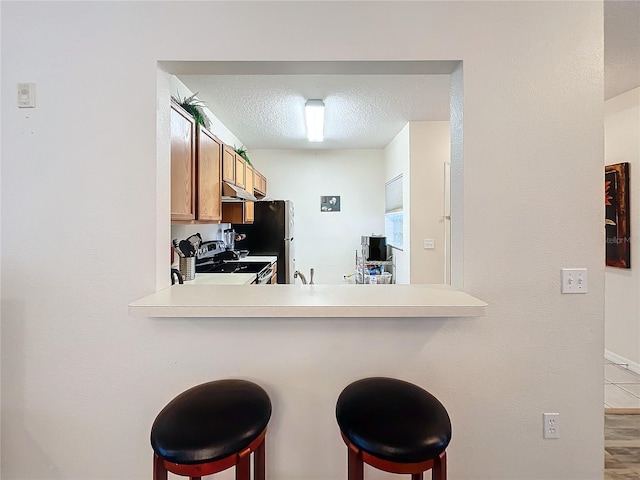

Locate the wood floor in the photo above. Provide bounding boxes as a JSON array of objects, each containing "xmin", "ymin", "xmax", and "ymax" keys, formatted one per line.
[{"xmin": 605, "ymin": 414, "xmax": 640, "ymax": 479}]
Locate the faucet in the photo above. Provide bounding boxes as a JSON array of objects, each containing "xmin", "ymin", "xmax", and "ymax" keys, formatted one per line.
[
  {"xmin": 294, "ymin": 270, "xmax": 307, "ymax": 284},
  {"xmin": 294, "ymin": 269, "xmax": 314, "ymax": 285}
]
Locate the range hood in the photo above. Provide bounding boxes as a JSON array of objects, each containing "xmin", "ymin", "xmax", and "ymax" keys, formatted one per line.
[{"xmin": 222, "ymin": 181, "xmax": 258, "ymax": 202}]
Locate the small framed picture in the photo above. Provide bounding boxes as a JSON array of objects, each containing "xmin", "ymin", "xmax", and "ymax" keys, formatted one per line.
[{"xmin": 320, "ymin": 196, "xmax": 341, "ymax": 212}]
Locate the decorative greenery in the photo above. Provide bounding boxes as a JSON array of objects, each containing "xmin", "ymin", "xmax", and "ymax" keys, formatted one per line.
[
  {"xmin": 171, "ymin": 92, "xmax": 210, "ymax": 130},
  {"xmin": 234, "ymin": 145, "xmax": 252, "ymax": 166}
]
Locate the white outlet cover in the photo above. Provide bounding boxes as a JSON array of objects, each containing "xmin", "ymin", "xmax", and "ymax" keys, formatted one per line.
[
  {"xmin": 423, "ymin": 239, "xmax": 435, "ymax": 249},
  {"xmin": 543, "ymin": 412, "xmax": 560, "ymax": 439}
]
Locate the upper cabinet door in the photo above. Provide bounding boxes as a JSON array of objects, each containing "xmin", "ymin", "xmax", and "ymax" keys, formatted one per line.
[
  {"xmin": 245, "ymin": 165, "xmax": 255, "ymax": 224},
  {"xmin": 170, "ymin": 102, "xmax": 196, "ymax": 222},
  {"xmin": 196, "ymin": 127, "xmax": 222, "ymax": 222},
  {"xmin": 254, "ymin": 171, "xmax": 267, "ymax": 198},
  {"xmin": 235, "ymin": 154, "xmax": 246, "ymax": 189},
  {"xmin": 222, "ymin": 145, "xmax": 236, "ymax": 184}
]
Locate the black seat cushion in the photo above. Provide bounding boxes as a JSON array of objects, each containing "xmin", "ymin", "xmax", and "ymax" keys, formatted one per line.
[
  {"xmin": 151, "ymin": 379, "xmax": 272, "ymax": 464},
  {"xmin": 336, "ymin": 377, "xmax": 451, "ymax": 463}
]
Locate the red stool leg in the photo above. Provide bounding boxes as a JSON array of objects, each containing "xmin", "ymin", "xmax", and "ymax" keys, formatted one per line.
[
  {"xmin": 254, "ymin": 436, "xmax": 266, "ymax": 480},
  {"xmin": 189, "ymin": 477, "xmax": 202, "ymax": 480},
  {"xmin": 347, "ymin": 445, "xmax": 364, "ymax": 480},
  {"xmin": 153, "ymin": 453, "xmax": 168, "ymax": 480},
  {"xmin": 432, "ymin": 451, "xmax": 447, "ymax": 480},
  {"xmin": 412, "ymin": 474, "xmax": 423, "ymax": 480},
  {"xmin": 236, "ymin": 447, "xmax": 251, "ymax": 480}
]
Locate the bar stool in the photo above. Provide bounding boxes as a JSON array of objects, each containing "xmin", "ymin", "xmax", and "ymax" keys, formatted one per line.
[
  {"xmin": 151, "ymin": 379, "xmax": 272, "ymax": 480},
  {"xmin": 336, "ymin": 377, "xmax": 451, "ymax": 480}
]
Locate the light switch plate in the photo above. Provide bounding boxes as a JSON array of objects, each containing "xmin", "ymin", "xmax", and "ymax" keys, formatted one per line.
[
  {"xmin": 18, "ymin": 83, "xmax": 36, "ymax": 108},
  {"xmin": 561, "ymin": 268, "xmax": 587, "ymax": 294},
  {"xmin": 423, "ymin": 239, "xmax": 435, "ymax": 249}
]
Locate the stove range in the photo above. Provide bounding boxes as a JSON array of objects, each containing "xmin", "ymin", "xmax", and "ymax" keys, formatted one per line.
[{"xmin": 196, "ymin": 260, "xmax": 273, "ymax": 283}]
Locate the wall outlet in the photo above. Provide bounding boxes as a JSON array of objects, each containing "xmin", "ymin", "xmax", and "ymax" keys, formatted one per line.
[
  {"xmin": 423, "ymin": 238, "xmax": 435, "ymax": 249},
  {"xmin": 543, "ymin": 413, "xmax": 560, "ymax": 439},
  {"xmin": 561, "ymin": 268, "xmax": 587, "ymax": 294}
]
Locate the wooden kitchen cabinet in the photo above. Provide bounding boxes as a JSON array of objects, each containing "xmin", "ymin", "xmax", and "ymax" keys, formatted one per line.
[
  {"xmin": 171, "ymin": 102, "xmax": 196, "ymax": 221},
  {"xmin": 222, "ymin": 202, "xmax": 254, "ymax": 224},
  {"xmin": 221, "ymin": 164, "xmax": 254, "ymax": 224},
  {"xmin": 254, "ymin": 171, "xmax": 267, "ymax": 198},
  {"xmin": 196, "ymin": 126, "xmax": 222, "ymax": 222},
  {"xmin": 222, "ymin": 145, "xmax": 236, "ymax": 184},
  {"xmin": 171, "ymin": 101, "xmax": 223, "ymax": 224},
  {"xmin": 222, "ymin": 145, "xmax": 249, "ymax": 190}
]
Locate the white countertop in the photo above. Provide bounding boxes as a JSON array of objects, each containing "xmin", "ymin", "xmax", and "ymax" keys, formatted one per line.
[{"xmin": 129, "ymin": 283, "xmax": 487, "ymax": 318}]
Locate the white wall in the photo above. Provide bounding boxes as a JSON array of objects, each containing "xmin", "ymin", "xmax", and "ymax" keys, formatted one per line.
[
  {"xmin": 1, "ymin": 2, "xmax": 604, "ymax": 480},
  {"xmin": 604, "ymin": 87, "xmax": 640, "ymax": 373},
  {"xmin": 384, "ymin": 124, "xmax": 411, "ymax": 284},
  {"xmin": 249, "ymin": 149, "xmax": 384, "ymax": 284},
  {"xmin": 409, "ymin": 121, "xmax": 450, "ymax": 284}
]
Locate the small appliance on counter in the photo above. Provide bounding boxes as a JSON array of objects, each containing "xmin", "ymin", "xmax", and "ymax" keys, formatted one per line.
[
  {"xmin": 222, "ymin": 228, "xmax": 248, "ymax": 259},
  {"xmin": 361, "ymin": 235, "xmax": 387, "ymax": 261},
  {"xmin": 223, "ymin": 228, "xmax": 236, "ymax": 251}
]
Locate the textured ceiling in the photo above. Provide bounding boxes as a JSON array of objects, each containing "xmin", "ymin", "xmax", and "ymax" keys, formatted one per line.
[{"xmin": 178, "ymin": 74, "xmax": 450, "ymax": 150}]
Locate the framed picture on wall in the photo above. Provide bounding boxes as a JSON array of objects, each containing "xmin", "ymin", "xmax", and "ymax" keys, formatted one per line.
[
  {"xmin": 605, "ymin": 162, "xmax": 630, "ymax": 268},
  {"xmin": 320, "ymin": 196, "xmax": 341, "ymax": 212}
]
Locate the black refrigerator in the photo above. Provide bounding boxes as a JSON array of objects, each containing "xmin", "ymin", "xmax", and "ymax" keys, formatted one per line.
[{"xmin": 233, "ymin": 200, "xmax": 295, "ymax": 284}]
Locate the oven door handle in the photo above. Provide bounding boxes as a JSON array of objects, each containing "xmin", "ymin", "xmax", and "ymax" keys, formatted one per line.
[{"xmin": 258, "ymin": 266, "xmax": 274, "ymax": 284}]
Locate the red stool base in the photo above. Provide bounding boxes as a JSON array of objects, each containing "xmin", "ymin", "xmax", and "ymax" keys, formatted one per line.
[
  {"xmin": 153, "ymin": 428, "xmax": 267, "ymax": 480},
  {"xmin": 341, "ymin": 432, "xmax": 447, "ymax": 480}
]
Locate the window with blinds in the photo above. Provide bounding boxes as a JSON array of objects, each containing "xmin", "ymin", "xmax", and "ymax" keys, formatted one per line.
[{"xmin": 385, "ymin": 174, "xmax": 403, "ymax": 250}]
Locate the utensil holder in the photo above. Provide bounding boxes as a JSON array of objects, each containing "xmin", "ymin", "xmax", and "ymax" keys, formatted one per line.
[{"xmin": 179, "ymin": 257, "xmax": 196, "ymax": 281}]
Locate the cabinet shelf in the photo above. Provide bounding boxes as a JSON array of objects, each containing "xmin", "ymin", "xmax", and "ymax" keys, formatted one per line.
[{"xmin": 355, "ymin": 250, "xmax": 395, "ymax": 284}]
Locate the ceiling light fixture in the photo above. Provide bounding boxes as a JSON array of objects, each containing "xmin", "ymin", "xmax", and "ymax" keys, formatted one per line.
[{"xmin": 305, "ymin": 99, "xmax": 325, "ymax": 142}]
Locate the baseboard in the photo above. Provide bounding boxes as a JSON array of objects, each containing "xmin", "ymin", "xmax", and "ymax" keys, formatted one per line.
[{"xmin": 605, "ymin": 349, "xmax": 640, "ymax": 375}]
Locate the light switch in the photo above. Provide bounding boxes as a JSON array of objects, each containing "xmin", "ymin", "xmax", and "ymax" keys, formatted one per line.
[
  {"xmin": 423, "ymin": 239, "xmax": 435, "ymax": 249},
  {"xmin": 18, "ymin": 83, "xmax": 36, "ymax": 108},
  {"xmin": 561, "ymin": 268, "xmax": 587, "ymax": 294}
]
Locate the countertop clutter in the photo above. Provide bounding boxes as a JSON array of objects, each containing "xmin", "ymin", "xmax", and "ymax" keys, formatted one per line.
[{"xmin": 129, "ymin": 283, "xmax": 488, "ymax": 318}]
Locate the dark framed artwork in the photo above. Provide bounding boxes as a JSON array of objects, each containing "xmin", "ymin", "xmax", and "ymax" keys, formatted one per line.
[
  {"xmin": 320, "ymin": 196, "xmax": 340, "ymax": 212},
  {"xmin": 605, "ymin": 162, "xmax": 630, "ymax": 268}
]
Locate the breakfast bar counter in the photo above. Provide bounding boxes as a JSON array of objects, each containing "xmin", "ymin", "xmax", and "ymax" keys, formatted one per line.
[{"xmin": 129, "ymin": 284, "xmax": 487, "ymax": 318}]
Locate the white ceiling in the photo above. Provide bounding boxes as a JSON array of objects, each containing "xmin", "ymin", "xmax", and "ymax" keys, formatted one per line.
[{"xmin": 175, "ymin": 4, "xmax": 639, "ymax": 150}]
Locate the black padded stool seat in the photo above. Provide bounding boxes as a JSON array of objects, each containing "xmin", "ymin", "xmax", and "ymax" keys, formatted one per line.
[
  {"xmin": 336, "ymin": 377, "xmax": 451, "ymax": 480},
  {"xmin": 151, "ymin": 379, "xmax": 271, "ymax": 480}
]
